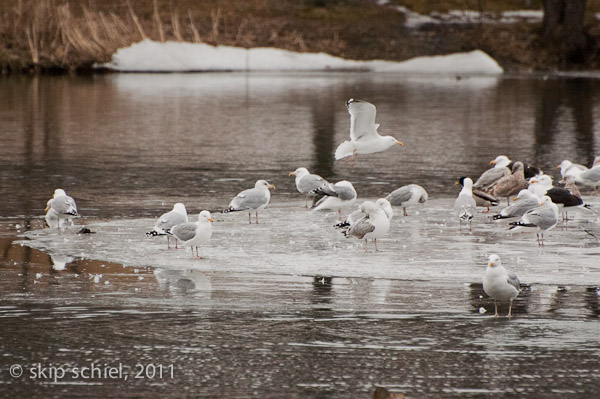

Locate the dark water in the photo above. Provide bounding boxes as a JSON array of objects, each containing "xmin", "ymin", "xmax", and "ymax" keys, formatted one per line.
[{"xmin": 1, "ymin": 73, "xmax": 600, "ymax": 398}]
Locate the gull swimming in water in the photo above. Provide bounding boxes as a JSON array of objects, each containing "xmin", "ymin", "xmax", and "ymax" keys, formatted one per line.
[
  {"xmin": 146, "ymin": 203, "xmax": 188, "ymax": 249},
  {"xmin": 223, "ymin": 180, "xmax": 275, "ymax": 224},
  {"xmin": 454, "ymin": 177, "xmax": 477, "ymax": 231},
  {"xmin": 169, "ymin": 211, "xmax": 214, "ymax": 258},
  {"xmin": 342, "ymin": 200, "xmax": 391, "ymax": 252},
  {"xmin": 289, "ymin": 167, "xmax": 328, "ymax": 208},
  {"xmin": 483, "ymin": 254, "xmax": 520, "ymax": 318},
  {"xmin": 311, "ymin": 180, "xmax": 357, "ymax": 220},
  {"xmin": 334, "ymin": 99, "xmax": 403, "ymax": 162},
  {"xmin": 509, "ymin": 195, "xmax": 559, "ymax": 246},
  {"xmin": 45, "ymin": 188, "xmax": 79, "ymax": 229},
  {"xmin": 385, "ymin": 184, "xmax": 428, "ymax": 216}
]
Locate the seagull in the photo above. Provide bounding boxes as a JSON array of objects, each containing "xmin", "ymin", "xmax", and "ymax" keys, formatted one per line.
[
  {"xmin": 473, "ymin": 155, "xmax": 512, "ymax": 191},
  {"xmin": 557, "ymin": 160, "xmax": 588, "ymax": 181},
  {"xmin": 168, "ymin": 211, "xmax": 214, "ymax": 258},
  {"xmin": 289, "ymin": 167, "xmax": 328, "ymax": 208},
  {"xmin": 334, "ymin": 99, "xmax": 403, "ymax": 162},
  {"xmin": 509, "ymin": 195, "xmax": 559, "ymax": 246},
  {"xmin": 489, "ymin": 161, "xmax": 528, "ymax": 205},
  {"xmin": 575, "ymin": 165, "xmax": 600, "ymax": 192},
  {"xmin": 342, "ymin": 201, "xmax": 391, "ymax": 252},
  {"xmin": 45, "ymin": 188, "xmax": 79, "ymax": 229},
  {"xmin": 335, "ymin": 198, "xmax": 393, "ymax": 229},
  {"xmin": 385, "ymin": 184, "xmax": 428, "ymax": 216},
  {"xmin": 223, "ymin": 180, "xmax": 275, "ymax": 224},
  {"xmin": 311, "ymin": 180, "xmax": 357, "ymax": 220},
  {"xmin": 457, "ymin": 176, "xmax": 499, "ymax": 212},
  {"xmin": 483, "ymin": 254, "xmax": 520, "ymax": 318},
  {"xmin": 492, "ymin": 190, "xmax": 540, "ymax": 220},
  {"xmin": 545, "ymin": 177, "xmax": 592, "ymax": 221},
  {"xmin": 454, "ymin": 177, "xmax": 477, "ymax": 231},
  {"xmin": 527, "ymin": 174, "xmax": 553, "ymax": 198},
  {"xmin": 146, "ymin": 203, "xmax": 188, "ymax": 249}
]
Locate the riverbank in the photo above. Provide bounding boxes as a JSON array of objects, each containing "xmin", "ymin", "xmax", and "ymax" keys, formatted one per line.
[{"xmin": 2, "ymin": 0, "xmax": 600, "ymax": 74}]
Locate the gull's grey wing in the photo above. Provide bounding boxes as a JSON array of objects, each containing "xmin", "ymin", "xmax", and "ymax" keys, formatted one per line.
[
  {"xmin": 522, "ymin": 206, "xmax": 557, "ymax": 230},
  {"xmin": 454, "ymin": 194, "xmax": 476, "ymax": 219},
  {"xmin": 386, "ymin": 186, "xmax": 413, "ymax": 206},
  {"xmin": 230, "ymin": 188, "xmax": 268, "ymax": 210},
  {"xmin": 347, "ymin": 99, "xmax": 379, "ymax": 142},
  {"xmin": 50, "ymin": 196, "xmax": 78, "ymax": 216},
  {"xmin": 312, "ymin": 183, "xmax": 337, "ymax": 197},
  {"xmin": 347, "ymin": 218, "xmax": 375, "ymax": 239},
  {"xmin": 334, "ymin": 185, "xmax": 356, "ymax": 201},
  {"xmin": 580, "ymin": 166, "xmax": 600, "ymax": 182},
  {"xmin": 347, "ymin": 209, "xmax": 366, "ymax": 226},
  {"xmin": 156, "ymin": 211, "xmax": 187, "ymax": 231},
  {"xmin": 506, "ymin": 270, "xmax": 520, "ymax": 291},
  {"xmin": 474, "ymin": 167, "xmax": 510, "ymax": 190},
  {"xmin": 298, "ymin": 174, "xmax": 327, "ymax": 194},
  {"xmin": 170, "ymin": 222, "xmax": 197, "ymax": 242},
  {"xmin": 501, "ymin": 197, "xmax": 539, "ymax": 218}
]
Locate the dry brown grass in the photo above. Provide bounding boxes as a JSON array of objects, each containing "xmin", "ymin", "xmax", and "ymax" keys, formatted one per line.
[{"xmin": 0, "ymin": 0, "xmax": 599, "ymax": 74}]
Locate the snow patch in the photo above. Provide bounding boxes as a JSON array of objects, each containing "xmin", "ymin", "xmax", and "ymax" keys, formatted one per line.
[{"xmin": 101, "ymin": 39, "xmax": 503, "ymax": 75}]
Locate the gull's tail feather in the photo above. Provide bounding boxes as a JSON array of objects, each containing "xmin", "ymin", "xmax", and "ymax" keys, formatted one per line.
[
  {"xmin": 583, "ymin": 203, "xmax": 593, "ymax": 210},
  {"xmin": 222, "ymin": 207, "xmax": 238, "ymax": 214},
  {"xmin": 334, "ymin": 221, "xmax": 350, "ymax": 229},
  {"xmin": 492, "ymin": 214, "xmax": 510, "ymax": 220},
  {"xmin": 335, "ymin": 141, "xmax": 355, "ymax": 160},
  {"xmin": 146, "ymin": 230, "xmax": 162, "ymax": 237},
  {"xmin": 509, "ymin": 221, "xmax": 536, "ymax": 230}
]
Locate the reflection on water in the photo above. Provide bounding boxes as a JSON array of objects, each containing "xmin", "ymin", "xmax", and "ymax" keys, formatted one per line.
[{"xmin": 2, "ymin": 72, "xmax": 600, "ymax": 398}]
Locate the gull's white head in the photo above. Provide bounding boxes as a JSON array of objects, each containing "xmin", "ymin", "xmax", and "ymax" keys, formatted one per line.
[
  {"xmin": 539, "ymin": 195, "xmax": 552, "ymax": 206},
  {"xmin": 173, "ymin": 203, "xmax": 187, "ymax": 216},
  {"xmin": 255, "ymin": 180, "xmax": 275, "ymax": 190},
  {"xmin": 359, "ymin": 201, "xmax": 379, "ymax": 215},
  {"xmin": 515, "ymin": 189, "xmax": 535, "ymax": 201},
  {"xmin": 558, "ymin": 160, "xmax": 573, "ymax": 171},
  {"xmin": 53, "ymin": 188, "xmax": 67, "ymax": 197},
  {"xmin": 488, "ymin": 254, "xmax": 501, "ymax": 268},
  {"xmin": 198, "ymin": 210, "xmax": 214, "ymax": 223},
  {"xmin": 375, "ymin": 198, "xmax": 391, "ymax": 209},
  {"xmin": 462, "ymin": 177, "xmax": 474, "ymax": 189},
  {"xmin": 383, "ymin": 136, "xmax": 403, "ymax": 147},
  {"xmin": 535, "ymin": 175, "xmax": 553, "ymax": 186},
  {"xmin": 289, "ymin": 167, "xmax": 309, "ymax": 178},
  {"xmin": 490, "ymin": 155, "xmax": 511, "ymax": 168}
]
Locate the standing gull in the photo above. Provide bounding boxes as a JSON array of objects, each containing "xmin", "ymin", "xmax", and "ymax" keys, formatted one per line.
[
  {"xmin": 575, "ymin": 164, "xmax": 600, "ymax": 192},
  {"xmin": 45, "ymin": 188, "xmax": 79, "ymax": 229},
  {"xmin": 169, "ymin": 211, "xmax": 214, "ymax": 258},
  {"xmin": 458, "ymin": 177, "xmax": 499, "ymax": 212},
  {"xmin": 146, "ymin": 203, "xmax": 188, "ymax": 249},
  {"xmin": 483, "ymin": 254, "xmax": 520, "ymax": 318},
  {"xmin": 385, "ymin": 184, "xmax": 428, "ymax": 216},
  {"xmin": 223, "ymin": 180, "xmax": 275, "ymax": 224},
  {"xmin": 527, "ymin": 174, "xmax": 553, "ymax": 198},
  {"xmin": 454, "ymin": 177, "xmax": 477, "ymax": 231},
  {"xmin": 509, "ymin": 195, "xmax": 559, "ymax": 246},
  {"xmin": 492, "ymin": 190, "xmax": 540, "ymax": 220},
  {"xmin": 489, "ymin": 161, "xmax": 528, "ymax": 205},
  {"xmin": 473, "ymin": 155, "xmax": 512, "ymax": 191},
  {"xmin": 335, "ymin": 198, "xmax": 393, "ymax": 229},
  {"xmin": 558, "ymin": 160, "xmax": 587, "ymax": 181},
  {"xmin": 342, "ymin": 201, "xmax": 391, "ymax": 252},
  {"xmin": 311, "ymin": 180, "xmax": 357, "ymax": 220},
  {"xmin": 289, "ymin": 167, "xmax": 328, "ymax": 208},
  {"xmin": 334, "ymin": 99, "xmax": 403, "ymax": 162},
  {"xmin": 545, "ymin": 177, "xmax": 592, "ymax": 221}
]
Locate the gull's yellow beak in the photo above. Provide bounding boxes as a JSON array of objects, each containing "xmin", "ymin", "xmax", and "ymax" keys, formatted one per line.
[
  {"xmin": 490, "ymin": 160, "xmax": 496, "ymax": 165},
  {"xmin": 530, "ymin": 179, "xmax": 538, "ymax": 184},
  {"xmin": 489, "ymin": 261, "xmax": 495, "ymax": 267},
  {"xmin": 44, "ymin": 205, "xmax": 50, "ymax": 212},
  {"xmin": 556, "ymin": 165, "xmax": 561, "ymax": 169},
  {"xmin": 396, "ymin": 141, "xmax": 404, "ymax": 146},
  {"xmin": 208, "ymin": 218, "xmax": 214, "ymax": 223},
  {"xmin": 513, "ymin": 197, "xmax": 519, "ymax": 201},
  {"xmin": 539, "ymin": 202, "xmax": 544, "ymax": 206},
  {"xmin": 289, "ymin": 172, "xmax": 296, "ymax": 176},
  {"xmin": 269, "ymin": 184, "xmax": 276, "ymax": 189},
  {"xmin": 455, "ymin": 180, "xmax": 460, "ymax": 185}
]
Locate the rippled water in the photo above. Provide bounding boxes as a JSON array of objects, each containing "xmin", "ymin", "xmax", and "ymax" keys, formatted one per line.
[{"xmin": 1, "ymin": 72, "xmax": 600, "ymax": 398}]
